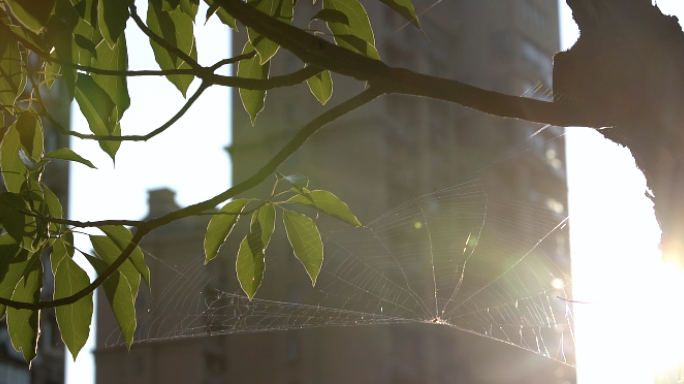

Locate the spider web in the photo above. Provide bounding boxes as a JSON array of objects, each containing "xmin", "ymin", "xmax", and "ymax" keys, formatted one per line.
[{"xmin": 101, "ymin": 166, "xmax": 576, "ymax": 367}]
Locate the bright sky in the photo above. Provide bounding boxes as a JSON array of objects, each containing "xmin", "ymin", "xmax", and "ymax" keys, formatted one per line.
[{"xmin": 64, "ymin": 2, "xmax": 684, "ymax": 384}]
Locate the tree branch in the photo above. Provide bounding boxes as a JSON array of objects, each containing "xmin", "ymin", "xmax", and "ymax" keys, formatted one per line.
[
  {"xmin": 210, "ymin": 65, "xmax": 322, "ymax": 89},
  {"xmin": 44, "ymin": 66, "xmax": 323, "ymax": 142},
  {"xmin": 0, "ymin": 88, "xmax": 383, "ymax": 310},
  {"xmin": 43, "ymin": 81, "xmax": 209, "ymax": 142},
  {"xmin": 214, "ymin": 0, "xmax": 609, "ymax": 128}
]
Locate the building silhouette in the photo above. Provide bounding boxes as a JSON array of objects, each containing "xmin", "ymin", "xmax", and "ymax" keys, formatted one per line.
[{"xmin": 95, "ymin": 1, "xmax": 572, "ymax": 383}]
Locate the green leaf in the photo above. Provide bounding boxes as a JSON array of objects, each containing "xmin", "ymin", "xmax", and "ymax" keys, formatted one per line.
[
  {"xmin": 238, "ymin": 42, "xmax": 270, "ymax": 125},
  {"xmin": 252, "ymin": 204, "xmax": 276, "ymax": 249},
  {"xmin": 97, "ymin": 0, "xmax": 129, "ymax": 46},
  {"xmin": 204, "ymin": 198, "xmax": 250, "ymax": 264},
  {"xmin": 311, "ymin": 9, "xmax": 349, "ymax": 25},
  {"xmin": 0, "ymin": 233, "xmax": 30, "ymax": 318},
  {"xmin": 204, "ymin": 0, "xmax": 237, "ymax": 30},
  {"xmin": 85, "ymin": 254, "xmax": 136, "ymax": 348},
  {"xmin": 4, "ymin": 0, "xmax": 56, "ymax": 33},
  {"xmin": 0, "ymin": 123, "xmax": 28, "ymax": 193},
  {"xmin": 246, "ymin": 0, "xmax": 294, "ymax": 64},
  {"xmin": 286, "ymin": 190, "xmax": 362, "ymax": 227},
  {"xmin": 9, "ymin": 25, "xmax": 47, "ymax": 51},
  {"xmin": 306, "ymin": 69, "xmax": 333, "ymax": 105},
  {"xmin": 74, "ymin": 74, "xmax": 121, "ymax": 160},
  {"xmin": 45, "ymin": 148, "xmax": 97, "ymax": 168},
  {"xmin": 44, "ymin": 0, "xmax": 81, "ymax": 97},
  {"xmin": 161, "ymin": 0, "xmax": 181, "ymax": 11},
  {"xmin": 179, "ymin": 0, "xmax": 199, "ymax": 19},
  {"xmin": 0, "ymin": 27, "xmax": 26, "ymax": 109},
  {"xmin": 73, "ymin": 15, "xmax": 104, "ymax": 67},
  {"xmin": 278, "ymin": 172, "xmax": 309, "ymax": 192},
  {"xmin": 147, "ymin": 1, "xmax": 198, "ymax": 97},
  {"xmin": 323, "ymin": 0, "xmax": 379, "ymax": 59},
  {"xmin": 235, "ymin": 204, "xmax": 276, "ymax": 299},
  {"xmin": 92, "ymin": 32, "xmax": 130, "ymax": 121},
  {"xmin": 0, "ymin": 192, "xmax": 39, "ymax": 251},
  {"xmin": 72, "ymin": 0, "xmax": 99, "ymax": 26},
  {"xmin": 377, "ymin": 0, "xmax": 420, "ymax": 29},
  {"xmin": 7, "ymin": 254, "xmax": 42, "ymax": 364},
  {"xmin": 235, "ymin": 233, "xmax": 265, "ymax": 301},
  {"xmin": 51, "ymin": 239, "xmax": 93, "ymax": 360},
  {"xmin": 15, "ymin": 112, "xmax": 44, "ymax": 162},
  {"xmin": 97, "ymin": 225, "xmax": 151, "ymax": 288},
  {"xmin": 282, "ymin": 209, "xmax": 324, "ymax": 285},
  {"xmin": 89, "ymin": 235, "xmax": 141, "ymax": 297},
  {"xmin": 42, "ymin": 185, "xmax": 63, "ymax": 240}
]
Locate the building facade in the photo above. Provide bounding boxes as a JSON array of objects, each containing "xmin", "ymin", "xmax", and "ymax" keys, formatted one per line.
[{"xmin": 96, "ymin": 1, "xmax": 572, "ymax": 383}]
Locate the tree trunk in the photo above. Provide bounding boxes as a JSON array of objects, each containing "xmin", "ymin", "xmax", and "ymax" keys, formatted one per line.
[{"xmin": 554, "ymin": 0, "xmax": 684, "ymax": 264}]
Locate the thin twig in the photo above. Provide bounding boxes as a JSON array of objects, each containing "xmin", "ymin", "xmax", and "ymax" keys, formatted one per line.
[{"xmin": 0, "ymin": 88, "xmax": 383, "ymax": 310}]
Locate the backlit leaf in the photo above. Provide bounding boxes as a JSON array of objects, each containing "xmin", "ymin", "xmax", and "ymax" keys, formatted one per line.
[
  {"xmin": 204, "ymin": 0, "xmax": 237, "ymax": 30},
  {"xmin": 0, "ymin": 233, "xmax": 30, "ymax": 318},
  {"xmin": 238, "ymin": 42, "xmax": 270, "ymax": 125},
  {"xmin": 98, "ymin": 225, "xmax": 150, "ymax": 288},
  {"xmin": 204, "ymin": 198, "xmax": 250, "ymax": 264},
  {"xmin": 15, "ymin": 112, "xmax": 44, "ymax": 162},
  {"xmin": 252, "ymin": 204, "xmax": 276, "ymax": 249},
  {"xmin": 283, "ymin": 209, "xmax": 324, "ymax": 285},
  {"xmin": 279, "ymin": 172, "xmax": 309, "ymax": 192},
  {"xmin": 42, "ymin": 184, "xmax": 63, "ymax": 237},
  {"xmin": 0, "ymin": 192, "xmax": 39, "ymax": 251},
  {"xmin": 147, "ymin": 0, "xmax": 197, "ymax": 96},
  {"xmin": 180, "ymin": 0, "xmax": 199, "ymax": 19},
  {"xmin": 97, "ymin": 0, "xmax": 129, "ymax": 46},
  {"xmin": 246, "ymin": 0, "xmax": 294, "ymax": 64},
  {"xmin": 73, "ymin": 15, "xmax": 103, "ymax": 67},
  {"xmin": 0, "ymin": 123, "xmax": 28, "ymax": 193},
  {"xmin": 92, "ymin": 33, "xmax": 130, "ymax": 121},
  {"xmin": 0, "ymin": 27, "xmax": 26, "ymax": 109},
  {"xmin": 51, "ymin": 239, "xmax": 93, "ymax": 360},
  {"xmin": 236, "ymin": 204, "xmax": 276, "ymax": 299},
  {"xmin": 90, "ymin": 235, "xmax": 141, "ymax": 297},
  {"xmin": 85, "ymin": 254, "xmax": 136, "ymax": 348},
  {"xmin": 9, "ymin": 25, "xmax": 47, "ymax": 51},
  {"xmin": 45, "ymin": 148, "xmax": 97, "ymax": 169},
  {"xmin": 323, "ymin": 0, "xmax": 379, "ymax": 59},
  {"xmin": 377, "ymin": 0, "xmax": 420, "ymax": 29},
  {"xmin": 7, "ymin": 254, "xmax": 42, "ymax": 363},
  {"xmin": 235, "ymin": 233, "xmax": 265, "ymax": 301},
  {"xmin": 4, "ymin": 0, "xmax": 55, "ymax": 33},
  {"xmin": 306, "ymin": 69, "xmax": 333, "ymax": 105},
  {"xmin": 74, "ymin": 74, "xmax": 121, "ymax": 160},
  {"xmin": 311, "ymin": 9, "xmax": 348, "ymax": 25},
  {"xmin": 286, "ymin": 190, "xmax": 362, "ymax": 227}
]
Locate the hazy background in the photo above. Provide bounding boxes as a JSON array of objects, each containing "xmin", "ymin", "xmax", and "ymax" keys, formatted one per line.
[{"xmin": 65, "ymin": 1, "xmax": 684, "ymax": 383}]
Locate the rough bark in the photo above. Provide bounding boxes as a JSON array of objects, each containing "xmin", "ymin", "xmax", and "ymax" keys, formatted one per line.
[{"xmin": 554, "ymin": 0, "xmax": 684, "ymax": 264}]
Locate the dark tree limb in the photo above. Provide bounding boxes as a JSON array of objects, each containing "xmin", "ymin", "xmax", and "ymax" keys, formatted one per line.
[
  {"xmin": 555, "ymin": 0, "xmax": 684, "ymax": 263},
  {"xmin": 213, "ymin": 0, "xmax": 607, "ymax": 128}
]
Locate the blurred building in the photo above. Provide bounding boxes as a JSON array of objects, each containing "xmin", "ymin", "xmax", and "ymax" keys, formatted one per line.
[
  {"xmin": 0, "ymin": 77, "xmax": 71, "ymax": 383},
  {"xmin": 95, "ymin": 1, "xmax": 571, "ymax": 383}
]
